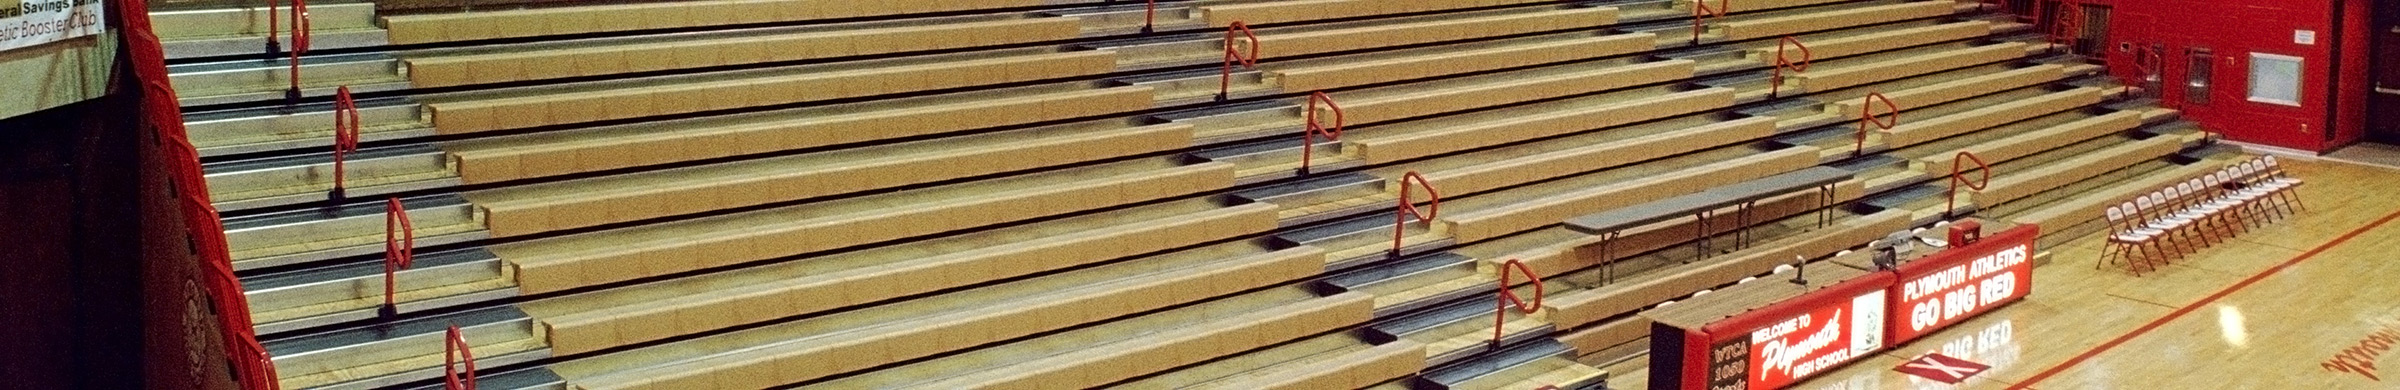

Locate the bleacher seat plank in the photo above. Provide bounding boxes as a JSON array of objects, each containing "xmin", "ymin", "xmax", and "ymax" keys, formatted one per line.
[
  {"xmin": 381, "ymin": 0, "xmax": 1047, "ymax": 44},
  {"xmin": 519, "ymin": 200, "xmax": 1276, "ymax": 354},
  {"xmin": 792, "ymin": 290, "xmax": 1375, "ymax": 390},
  {"xmin": 1543, "ymin": 210, "xmax": 1909, "ymax": 328},
  {"xmin": 1972, "ymin": 137, "xmax": 2183, "ymax": 207},
  {"xmin": 1880, "ymin": 86, "xmax": 2103, "ymax": 148},
  {"xmin": 1915, "ymin": 111, "xmax": 2142, "ymax": 169},
  {"xmin": 1716, "ymin": 1, "xmax": 1953, "ymax": 40},
  {"xmin": 462, "ymin": 122, "xmax": 1191, "ymax": 237},
  {"xmin": 1136, "ymin": 339, "xmax": 1425, "ymax": 390},
  {"xmin": 1328, "ymin": 57, "xmax": 1688, "ymax": 124},
  {"xmin": 402, "ymin": 18, "xmax": 1082, "ymax": 87},
  {"xmin": 545, "ymin": 245, "xmax": 1321, "ymax": 387},
  {"xmin": 2006, "ymin": 163, "xmax": 2213, "ymax": 236},
  {"xmin": 1278, "ymin": 33, "xmax": 1658, "ymax": 92},
  {"xmin": 1679, "ymin": 0, "xmax": 1858, "ymax": 13},
  {"xmin": 495, "ymin": 160, "xmax": 1234, "ymax": 294},
  {"xmin": 1423, "ymin": 116, "xmax": 1779, "ymax": 197},
  {"xmin": 1251, "ymin": 9, "xmax": 1617, "ymax": 59},
  {"xmin": 426, "ymin": 51, "xmax": 1117, "ymax": 134},
  {"xmin": 1443, "ymin": 147, "xmax": 1820, "ymax": 242},
  {"xmin": 446, "ymin": 86, "xmax": 1155, "ymax": 184},
  {"xmin": 1791, "ymin": 42, "xmax": 2029, "ymax": 93},
  {"xmin": 1766, "ymin": 21, "xmax": 1992, "ymax": 64},
  {"xmin": 1557, "ymin": 315, "xmax": 1653, "ymax": 356},
  {"xmin": 1824, "ymin": 64, "xmax": 2064, "ymax": 115},
  {"xmin": 1199, "ymin": 0, "xmax": 1547, "ymax": 27},
  {"xmin": 1350, "ymin": 88, "xmax": 1736, "ymax": 163}
]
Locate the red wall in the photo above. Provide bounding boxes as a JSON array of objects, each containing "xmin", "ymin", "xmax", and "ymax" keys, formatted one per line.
[{"xmin": 2103, "ymin": 0, "xmax": 2375, "ymax": 152}]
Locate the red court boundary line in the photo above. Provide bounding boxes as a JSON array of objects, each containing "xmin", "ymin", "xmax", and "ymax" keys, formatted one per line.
[{"xmin": 2008, "ymin": 208, "xmax": 2400, "ymax": 389}]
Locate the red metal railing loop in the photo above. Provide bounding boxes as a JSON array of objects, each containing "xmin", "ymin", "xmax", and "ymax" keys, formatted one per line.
[
  {"xmin": 1391, "ymin": 171, "xmax": 1441, "ymax": 257},
  {"xmin": 1218, "ymin": 21, "xmax": 1261, "ymax": 101},
  {"xmin": 1771, "ymin": 36, "xmax": 1812, "ymax": 97},
  {"xmin": 1491, "ymin": 259, "xmax": 1545, "ymax": 347},
  {"xmin": 1141, "ymin": 0, "xmax": 1158, "ymax": 33},
  {"xmin": 1853, "ymin": 92, "xmax": 1898, "ymax": 157},
  {"xmin": 1298, "ymin": 91, "xmax": 1345, "ymax": 175},
  {"xmin": 330, "ymin": 86, "xmax": 361, "ymax": 201},
  {"xmin": 2047, "ymin": 0, "xmax": 2083, "ymax": 53},
  {"xmin": 1948, "ymin": 151, "xmax": 1993, "ymax": 216},
  {"xmin": 1689, "ymin": 0, "xmax": 1727, "ymax": 44},
  {"xmin": 444, "ymin": 325, "xmax": 478, "ymax": 390},
  {"xmin": 383, "ymin": 197, "xmax": 415, "ymax": 317},
  {"xmin": 284, "ymin": 0, "xmax": 313, "ymax": 102}
]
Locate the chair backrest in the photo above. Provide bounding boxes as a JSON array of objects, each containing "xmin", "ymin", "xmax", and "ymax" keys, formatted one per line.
[
  {"xmin": 2135, "ymin": 192, "xmax": 2155, "ymax": 211},
  {"xmin": 2264, "ymin": 155, "xmax": 2279, "ymax": 167},
  {"xmin": 2106, "ymin": 203, "xmax": 2127, "ymax": 222}
]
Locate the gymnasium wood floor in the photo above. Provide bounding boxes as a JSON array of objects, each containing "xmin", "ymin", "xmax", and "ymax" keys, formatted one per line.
[{"xmin": 1598, "ymin": 157, "xmax": 2400, "ymax": 389}]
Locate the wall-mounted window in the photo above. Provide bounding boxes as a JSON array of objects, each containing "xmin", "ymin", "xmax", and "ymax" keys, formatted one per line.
[{"xmin": 2247, "ymin": 53, "xmax": 2304, "ymax": 106}]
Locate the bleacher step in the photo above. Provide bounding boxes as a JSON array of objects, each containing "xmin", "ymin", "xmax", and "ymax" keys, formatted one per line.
[
  {"xmin": 222, "ymin": 194, "xmax": 486, "ymax": 271},
  {"xmin": 244, "ymin": 248, "xmax": 511, "ymax": 335},
  {"xmin": 266, "ymin": 307, "xmax": 544, "ymax": 390},
  {"xmin": 184, "ymin": 97, "xmax": 427, "ymax": 158}
]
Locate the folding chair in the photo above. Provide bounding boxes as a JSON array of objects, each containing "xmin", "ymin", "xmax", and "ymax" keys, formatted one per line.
[{"xmin": 2101, "ymin": 202, "xmax": 2165, "ymax": 275}]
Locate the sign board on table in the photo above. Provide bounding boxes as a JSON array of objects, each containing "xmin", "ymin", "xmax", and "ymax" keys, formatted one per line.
[
  {"xmin": 1889, "ymin": 225, "xmax": 2038, "ymax": 344},
  {"xmin": 1, "ymin": 0, "xmax": 105, "ymax": 53}
]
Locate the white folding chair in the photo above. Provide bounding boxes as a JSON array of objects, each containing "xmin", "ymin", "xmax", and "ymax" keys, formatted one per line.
[{"xmin": 2101, "ymin": 203, "xmax": 2165, "ymax": 275}]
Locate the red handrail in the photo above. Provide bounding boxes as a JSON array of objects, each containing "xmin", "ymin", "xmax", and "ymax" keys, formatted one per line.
[
  {"xmin": 1948, "ymin": 151, "xmax": 1992, "ymax": 216},
  {"xmin": 1689, "ymin": 0, "xmax": 1727, "ymax": 44},
  {"xmin": 2130, "ymin": 45, "xmax": 2165, "ymax": 100},
  {"xmin": 330, "ymin": 85, "xmax": 361, "ymax": 201},
  {"xmin": 1491, "ymin": 259, "xmax": 1544, "ymax": 347},
  {"xmin": 283, "ymin": 0, "xmax": 313, "ymax": 102},
  {"xmin": 1392, "ymin": 171, "xmax": 1441, "ymax": 257},
  {"xmin": 1298, "ymin": 91, "xmax": 1345, "ymax": 175},
  {"xmin": 443, "ymin": 325, "xmax": 478, "ymax": 390},
  {"xmin": 2046, "ymin": 0, "xmax": 2083, "ymax": 53},
  {"xmin": 1771, "ymin": 36, "xmax": 1812, "ymax": 97},
  {"xmin": 127, "ymin": 1, "xmax": 282, "ymax": 387},
  {"xmin": 1218, "ymin": 21, "xmax": 1261, "ymax": 101},
  {"xmin": 382, "ymin": 197, "xmax": 415, "ymax": 317},
  {"xmin": 1142, "ymin": 0, "xmax": 1158, "ymax": 33},
  {"xmin": 1854, "ymin": 92, "xmax": 1898, "ymax": 157}
]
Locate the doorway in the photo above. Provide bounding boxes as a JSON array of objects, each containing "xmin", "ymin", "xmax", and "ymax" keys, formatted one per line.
[{"xmin": 2371, "ymin": 0, "xmax": 2400, "ymax": 143}]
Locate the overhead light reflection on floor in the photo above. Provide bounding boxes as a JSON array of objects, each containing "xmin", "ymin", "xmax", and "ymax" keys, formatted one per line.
[{"xmin": 2218, "ymin": 305, "xmax": 2248, "ymax": 348}]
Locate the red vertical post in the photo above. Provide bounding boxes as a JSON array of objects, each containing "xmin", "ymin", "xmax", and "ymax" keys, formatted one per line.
[
  {"xmin": 381, "ymin": 197, "xmax": 415, "ymax": 319},
  {"xmin": 329, "ymin": 86, "xmax": 361, "ymax": 201},
  {"xmin": 1854, "ymin": 92, "xmax": 1899, "ymax": 157},
  {"xmin": 443, "ymin": 325, "xmax": 477, "ymax": 390},
  {"xmin": 1218, "ymin": 22, "xmax": 1260, "ymax": 101},
  {"xmin": 1491, "ymin": 259, "xmax": 1544, "ymax": 348},
  {"xmin": 1392, "ymin": 172, "xmax": 1441, "ymax": 257},
  {"xmin": 1772, "ymin": 36, "xmax": 1812, "ymax": 97},
  {"xmin": 1298, "ymin": 91, "xmax": 1344, "ymax": 175},
  {"xmin": 1948, "ymin": 152, "xmax": 1992, "ymax": 216}
]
